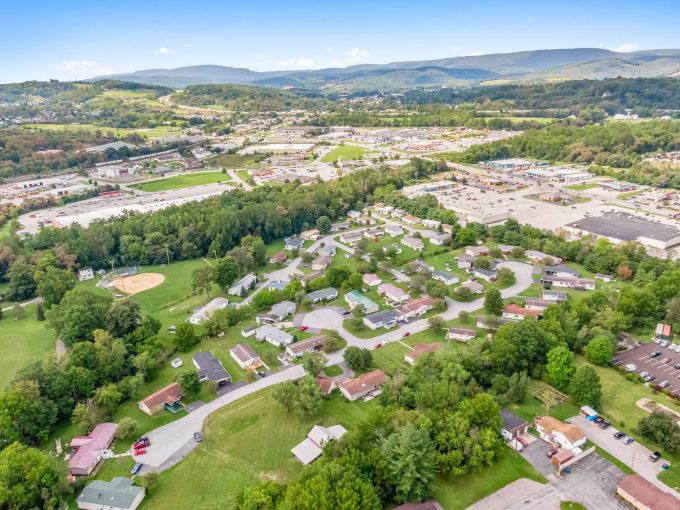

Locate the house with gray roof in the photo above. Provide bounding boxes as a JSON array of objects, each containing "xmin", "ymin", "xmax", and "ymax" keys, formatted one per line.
[
  {"xmin": 228, "ymin": 273, "xmax": 257, "ymax": 296},
  {"xmin": 256, "ymin": 300, "xmax": 296, "ymax": 324},
  {"xmin": 429, "ymin": 233, "xmax": 450, "ymax": 246},
  {"xmin": 432, "ymin": 269, "xmax": 459, "ymax": 285},
  {"xmin": 363, "ymin": 310, "xmax": 401, "ymax": 330},
  {"xmin": 76, "ymin": 477, "xmax": 145, "ymax": 510},
  {"xmin": 255, "ymin": 324, "xmax": 294, "ymax": 347},
  {"xmin": 285, "ymin": 237, "xmax": 305, "ymax": 251},
  {"xmin": 267, "ymin": 280, "xmax": 288, "ymax": 291},
  {"xmin": 192, "ymin": 351, "xmax": 231, "ymax": 386},
  {"xmin": 187, "ymin": 297, "xmax": 229, "ymax": 325},
  {"xmin": 317, "ymin": 244, "xmax": 336, "ymax": 257},
  {"xmin": 306, "ymin": 288, "xmax": 338, "ymax": 303}
]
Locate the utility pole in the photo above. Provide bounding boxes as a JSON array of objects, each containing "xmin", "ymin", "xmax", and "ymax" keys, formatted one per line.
[{"xmin": 165, "ymin": 245, "xmax": 170, "ymax": 266}]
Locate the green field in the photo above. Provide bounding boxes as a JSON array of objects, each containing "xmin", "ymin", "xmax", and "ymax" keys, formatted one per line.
[
  {"xmin": 0, "ymin": 304, "xmax": 56, "ymax": 389},
  {"xmin": 205, "ymin": 153, "xmax": 260, "ymax": 169},
  {"xmin": 20, "ymin": 123, "xmax": 183, "ymax": 139},
  {"xmin": 566, "ymin": 183, "xmax": 599, "ymax": 191},
  {"xmin": 321, "ymin": 145, "xmax": 371, "ymax": 163},
  {"xmin": 131, "ymin": 172, "xmax": 232, "ymax": 192}
]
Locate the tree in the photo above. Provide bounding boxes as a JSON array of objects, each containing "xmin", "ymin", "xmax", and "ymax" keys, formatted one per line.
[
  {"xmin": 506, "ymin": 371, "xmax": 529, "ymax": 403},
  {"xmin": 637, "ymin": 411, "xmax": 680, "ymax": 453},
  {"xmin": 343, "ymin": 272, "xmax": 364, "ymax": 292},
  {"xmin": 570, "ymin": 365, "xmax": 601, "ymax": 409},
  {"xmin": 301, "ymin": 252, "xmax": 314, "ymax": 264},
  {"xmin": 316, "ymin": 215, "xmax": 332, "ymax": 234},
  {"xmin": 546, "ymin": 346, "xmax": 575, "ymax": 391},
  {"xmin": 215, "ymin": 256, "xmax": 239, "ymax": 290},
  {"xmin": 426, "ymin": 280, "xmax": 448, "ymax": 299},
  {"xmin": 495, "ymin": 267, "xmax": 516, "ymax": 287},
  {"xmin": 454, "ymin": 286, "xmax": 472, "ymax": 299},
  {"xmin": 0, "ymin": 381, "xmax": 57, "ymax": 447},
  {"xmin": 176, "ymin": 368, "xmax": 201, "ymax": 394},
  {"xmin": 192, "ymin": 266, "xmax": 216, "ymax": 298},
  {"xmin": 0, "ymin": 442, "xmax": 68, "ymax": 510},
  {"xmin": 35, "ymin": 303, "xmax": 45, "ymax": 321},
  {"xmin": 381, "ymin": 424, "xmax": 437, "ymax": 504},
  {"xmin": 239, "ymin": 481, "xmax": 285, "ymax": 510},
  {"xmin": 323, "ymin": 331, "xmax": 344, "ymax": 352},
  {"xmin": 142, "ymin": 472, "xmax": 159, "ymax": 495},
  {"xmin": 116, "ymin": 418, "xmax": 139, "ymax": 439},
  {"xmin": 6, "ymin": 261, "xmax": 36, "ymax": 302},
  {"xmin": 484, "ymin": 288, "xmax": 503, "ymax": 316},
  {"xmin": 302, "ymin": 352, "xmax": 327, "ymax": 377},
  {"xmin": 272, "ymin": 376, "xmax": 322, "ymax": 417},
  {"xmin": 584, "ymin": 335, "xmax": 615, "ymax": 365},
  {"xmin": 36, "ymin": 267, "xmax": 76, "ymax": 308},
  {"xmin": 174, "ymin": 323, "xmax": 198, "ymax": 351},
  {"xmin": 344, "ymin": 346, "xmax": 372, "ymax": 372},
  {"xmin": 12, "ymin": 303, "xmax": 24, "ymax": 320},
  {"xmin": 106, "ymin": 300, "xmax": 141, "ymax": 338},
  {"xmin": 47, "ymin": 288, "xmax": 111, "ymax": 346},
  {"xmin": 325, "ymin": 266, "xmax": 351, "ymax": 288},
  {"xmin": 427, "ymin": 316, "xmax": 446, "ymax": 332}
]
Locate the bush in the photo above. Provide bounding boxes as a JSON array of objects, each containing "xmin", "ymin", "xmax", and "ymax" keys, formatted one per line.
[{"xmin": 116, "ymin": 418, "xmax": 139, "ymax": 439}]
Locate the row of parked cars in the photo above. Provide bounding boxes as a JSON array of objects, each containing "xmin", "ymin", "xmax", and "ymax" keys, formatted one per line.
[
  {"xmin": 653, "ymin": 337, "xmax": 680, "ymax": 352},
  {"xmin": 587, "ymin": 417, "xmax": 663, "ymax": 463}
]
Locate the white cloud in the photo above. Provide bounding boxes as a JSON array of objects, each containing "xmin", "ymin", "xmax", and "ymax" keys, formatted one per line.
[
  {"xmin": 278, "ymin": 57, "xmax": 315, "ymax": 68},
  {"xmin": 345, "ymin": 48, "xmax": 369, "ymax": 63},
  {"xmin": 184, "ymin": 43, "xmax": 192, "ymax": 48},
  {"xmin": 156, "ymin": 47, "xmax": 174, "ymax": 55},
  {"xmin": 613, "ymin": 43, "xmax": 638, "ymax": 53},
  {"xmin": 52, "ymin": 60, "xmax": 113, "ymax": 78},
  {"xmin": 449, "ymin": 45, "xmax": 457, "ymax": 51},
  {"xmin": 468, "ymin": 51, "xmax": 482, "ymax": 56},
  {"xmin": 327, "ymin": 47, "xmax": 334, "ymax": 52}
]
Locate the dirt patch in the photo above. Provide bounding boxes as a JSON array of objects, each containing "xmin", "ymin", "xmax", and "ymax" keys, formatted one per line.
[
  {"xmin": 637, "ymin": 397, "xmax": 680, "ymax": 424},
  {"xmin": 111, "ymin": 272, "xmax": 164, "ymax": 295}
]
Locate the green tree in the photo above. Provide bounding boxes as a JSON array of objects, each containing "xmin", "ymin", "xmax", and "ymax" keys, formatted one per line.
[
  {"xmin": 176, "ymin": 368, "xmax": 201, "ymax": 394},
  {"xmin": 427, "ymin": 316, "xmax": 446, "ymax": 332},
  {"xmin": 106, "ymin": 299, "xmax": 142, "ymax": 338},
  {"xmin": 546, "ymin": 346, "xmax": 575, "ymax": 391},
  {"xmin": 484, "ymin": 288, "xmax": 503, "ymax": 316},
  {"xmin": 584, "ymin": 335, "xmax": 615, "ymax": 365},
  {"xmin": 6, "ymin": 261, "xmax": 36, "ymax": 302},
  {"xmin": 325, "ymin": 266, "xmax": 351, "ymax": 288},
  {"xmin": 0, "ymin": 442, "xmax": 68, "ymax": 510},
  {"xmin": 35, "ymin": 303, "xmax": 45, "ymax": 321},
  {"xmin": 315, "ymin": 216, "xmax": 332, "ymax": 234},
  {"xmin": 344, "ymin": 346, "xmax": 372, "ymax": 372},
  {"xmin": 174, "ymin": 323, "xmax": 198, "ymax": 351},
  {"xmin": 47, "ymin": 288, "xmax": 112, "ymax": 346},
  {"xmin": 36, "ymin": 267, "xmax": 76, "ymax": 308},
  {"xmin": 495, "ymin": 267, "xmax": 516, "ymax": 287},
  {"xmin": 570, "ymin": 365, "xmax": 601, "ymax": 409},
  {"xmin": 302, "ymin": 352, "xmax": 327, "ymax": 377},
  {"xmin": 215, "ymin": 256, "xmax": 239, "ymax": 290},
  {"xmin": 192, "ymin": 266, "xmax": 216, "ymax": 298},
  {"xmin": 0, "ymin": 381, "xmax": 57, "ymax": 447},
  {"xmin": 272, "ymin": 376, "xmax": 322, "ymax": 417},
  {"xmin": 637, "ymin": 411, "xmax": 680, "ymax": 453},
  {"xmin": 116, "ymin": 418, "xmax": 139, "ymax": 440},
  {"xmin": 238, "ymin": 481, "xmax": 285, "ymax": 510},
  {"xmin": 142, "ymin": 472, "xmax": 159, "ymax": 495},
  {"xmin": 381, "ymin": 424, "xmax": 437, "ymax": 504},
  {"xmin": 343, "ymin": 272, "xmax": 364, "ymax": 292},
  {"xmin": 506, "ymin": 371, "xmax": 529, "ymax": 403}
]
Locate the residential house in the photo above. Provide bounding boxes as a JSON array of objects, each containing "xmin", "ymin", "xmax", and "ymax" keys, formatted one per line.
[
  {"xmin": 315, "ymin": 377, "xmax": 337, "ymax": 396},
  {"xmin": 422, "ymin": 219, "xmax": 441, "ymax": 229},
  {"xmin": 347, "ymin": 210, "xmax": 362, "ymax": 219},
  {"xmin": 474, "ymin": 268, "xmax": 497, "ymax": 282},
  {"xmin": 241, "ymin": 325, "xmax": 258, "ymax": 338},
  {"xmin": 317, "ymin": 244, "xmax": 336, "ymax": 257},
  {"xmin": 68, "ymin": 423, "xmax": 118, "ymax": 476},
  {"xmin": 344, "ymin": 290, "xmax": 379, "ymax": 314},
  {"xmin": 391, "ymin": 208, "xmax": 406, "ymax": 218},
  {"xmin": 498, "ymin": 244, "xmax": 518, "ymax": 255},
  {"xmin": 76, "ymin": 478, "xmax": 145, "ymax": 510},
  {"xmin": 363, "ymin": 227, "xmax": 383, "ymax": 240},
  {"xmin": 228, "ymin": 273, "xmax": 257, "ymax": 297},
  {"xmin": 138, "ymin": 383, "xmax": 181, "ymax": 416},
  {"xmin": 384, "ymin": 224, "xmax": 404, "ymax": 237},
  {"xmin": 544, "ymin": 265, "xmax": 580, "ymax": 278},
  {"xmin": 655, "ymin": 323, "xmax": 673, "ymax": 342},
  {"xmin": 402, "ymin": 215, "xmax": 421, "ymax": 225},
  {"xmin": 542, "ymin": 275, "xmax": 595, "ymax": 290},
  {"xmin": 193, "ymin": 351, "xmax": 231, "ymax": 386},
  {"xmin": 374, "ymin": 204, "xmax": 394, "ymax": 215},
  {"xmin": 378, "ymin": 283, "xmax": 410, "ymax": 304},
  {"xmin": 413, "ymin": 259, "xmax": 434, "ymax": 273},
  {"xmin": 405, "ymin": 343, "xmax": 444, "ymax": 365},
  {"xmin": 460, "ymin": 280, "xmax": 484, "ymax": 294},
  {"xmin": 305, "ymin": 288, "xmax": 338, "ymax": 303},
  {"xmin": 401, "ymin": 235, "xmax": 424, "ymax": 251},
  {"xmin": 291, "ymin": 424, "xmax": 348, "ymax": 465},
  {"xmin": 286, "ymin": 335, "xmax": 326, "ymax": 358},
  {"xmin": 542, "ymin": 290, "xmax": 567, "ymax": 302},
  {"xmin": 595, "ymin": 273, "xmax": 615, "ymax": 282},
  {"xmin": 340, "ymin": 231, "xmax": 363, "ymax": 246},
  {"xmin": 503, "ymin": 304, "xmax": 541, "ymax": 320},
  {"xmin": 312, "ymin": 255, "xmax": 331, "ymax": 271},
  {"xmin": 457, "ymin": 255, "xmax": 475, "ymax": 269},
  {"xmin": 255, "ymin": 324, "xmax": 294, "ymax": 347},
  {"xmin": 78, "ymin": 268, "xmax": 94, "ymax": 281},
  {"xmin": 229, "ymin": 344, "xmax": 261, "ymax": 369},
  {"xmin": 432, "ymin": 269, "xmax": 459, "ymax": 285},
  {"xmin": 267, "ymin": 280, "xmax": 288, "ymax": 292},
  {"xmin": 187, "ymin": 297, "xmax": 229, "ymax": 325},
  {"xmin": 396, "ymin": 296, "xmax": 435, "ymax": 320},
  {"xmin": 617, "ymin": 475, "xmax": 679, "ymax": 510},
  {"xmin": 441, "ymin": 224, "xmax": 453, "ymax": 234},
  {"xmin": 363, "ymin": 273, "xmax": 382, "ymax": 287},
  {"xmin": 534, "ymin": 416, "xmax": 586, "ymax": 450},
  {"xmin": 284, "ymin": 237, "xmax": 305, "ymax": 251},
  {"xmin": 269, "ymin": 251, "xmax": 288, "ymax": 264},
  {"xmin": 501, "ymin": 410, "xmax": 529, "ymax": 441},
  {"xmin": 446, "ymin": 327, "xmax": 476, "ymax": 342},
  {"xmin": 256, "ymin": 300, "xmax": 296, "ymax": 324},
  {"xmin": 300, "ymin": 229, "xmax": 321, "ymax": 241},
  {"xmin": 526, "ymin": 250, "xmax": 562, "ymax": 265},
  {"xmin": 363, "ymin": 310, "xmax": 400, "ymax": 330},
  {"xmin": 465, "ymin": 246, "xmax": 489, "ymax": 257},
  {"xmin": 339, "ymin": 370, "xmax": 387, "ymax": 401},
  {"xmin": 524, "ymin": 299, "xmax": 553, "ymax": 311},
  {"xmin": 429, "ymin": 233, "xmax": 450, "ymax": 246},
  {"xmin": 383, "ymin": 243, "xmax": 403, "ymax": 255}
]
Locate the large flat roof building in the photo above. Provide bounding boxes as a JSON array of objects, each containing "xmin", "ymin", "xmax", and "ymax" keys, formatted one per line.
[{"xmin": 566, "ymin": 212, "xmax": 680, "ymax": 249}]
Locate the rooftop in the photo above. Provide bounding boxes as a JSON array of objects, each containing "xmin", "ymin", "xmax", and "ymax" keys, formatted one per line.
[
  {"xmin": 287, "ymin": 335, "xmax": 326, "ymax": 355},
  {"xmin": 193, "ymin": 351, "xmax": 231, "ymax": 383},
  {"xmin": 618, "ymin": 475, "xmax": 679, "ymax": 510},
  {"xmin": 340, "ymin": 370, "xmax": 386, "ymax": 396},
  {"xmin": 77, "ymin": 478, "xmax": 144, "ymax": 509},
  {"xmin": 567, "ymin": 212, "xmax": 680, "ymax": 243},
  {"xmin": 230, "ymin": 343, "xmax": 259, "ymax": 364}
]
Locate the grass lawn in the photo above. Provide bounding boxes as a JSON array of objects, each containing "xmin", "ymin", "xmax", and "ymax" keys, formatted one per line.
[
  {"xmin": 617, "ymin": 189, "xmax": 646, "ymax": 200},
  {"xmin": 20, "ymin": 123, "xmax": 182, "ymax": 139},
  {"xmin": 371, "ymin": 342, "xmax": 412, "ymax": 374},
  {"xmin": 131, "ymin": 172, "xmax": 232, "ymax": 192},
  {"xmin": 560, "ymin": 503, "xmax": 587, "ymax": 510},
  {"xmin": 565, "ymin": 183, "xmax": 599, "ymax": 191},
  {"xmin": 321, "ymin": 145, "xmax": 370, "ymax": 163},
  {"xmin": 141, "ymin": 388, "xmax": 379, "ymax": 509},
  {"xmin": 0, "ymin": 304, "xmax": 56, "ymax": 388},
  {"xmin": 432, "ymin": 447, "xmax": 546, "ymax": 510},
  {"xmin": 510, "ymin": 380, "xmax": 579, "ymax": 423},
  {"xmin": 205, "ymin": 153, "xmax": 259, "ymax": 169},
  {"xmin": 322, "ymin": 364, "xmax": 343, "ymax": 377}
]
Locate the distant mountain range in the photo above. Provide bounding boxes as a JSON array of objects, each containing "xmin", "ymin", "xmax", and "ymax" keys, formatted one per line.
[{"xmin": 95, "ymin": 48, "xmax": 680, "ymax": 91}]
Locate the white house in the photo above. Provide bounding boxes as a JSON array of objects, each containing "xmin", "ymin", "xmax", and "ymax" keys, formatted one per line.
[
  {"xmin": 534, "ymin": 416, "xmax": 586, "ymax": 450},
  {"xmin": 363, "ymin": 310, "xmax": 400, "ymax": 330},
  {"xmin": 284, "ymin": 237, "xmax": 305, "ymax": 251},
  {"xmin": 228, "ymin": 273, "xmax": 257, "ymax": 296},
  {"xmin": 457, "ymin": 255, "xmax": 475, "ymax": 269},
  {"xmin": 305, "ymin": 288, "xmax": 338, "ymax": 303},
  {"xmin": 187, "ymin": 297, "xmax": 229, "ymax": 325},
  {"xmin": 363, "ymin": 273, "xmax": 382, "ymax": 287},
  {"xmin": 291, "ymin": 425, "xmax": 348, "ymax": 465},
  {"xmin": 377, "ymin": 283, "xmax": 410, "ymax": 304},
  {"xmin": 526, "ymin": 250, "xmax": 562, "ymax": 265},
  {"xmin": 544, "ymin": 265, "xmax": 580, "ymax": 278},
  {"xmin": 78, "ymin": 268, "xmax": 94, "ymax": 281},
  {"xmin": 256, "ymin": 300, "xmax": 296, "ymax": 324},
  {"xmin": 255, "ymin": 324, "xmax": 294, "ymax": 347},
  {"xmin": 422, "ymin": 219, "xmax": 441, "ymax": 229},
  {"xmin": 401, "ymin": 235, "xmax": 424, "ymax": 251},
  {"xmin": 384, "ymin": 225, "xmax": 404, "ymax": 237},
  {"xmin": 446, "ymin": 328, "xmax": 476, "ymax": 342},
  {"xmin": 432, "ymin": 269, "xmax": 459, "ymax": 285},
  {"xmin": 474, "ymin": 268, "xmax": 496, "ymax": 282},
  {"xmin": 465, "ymin": 246, "xmax": 489, "ymax": 257},
  {"xmin": 429, "ymin": 233, "xmax": 450, "ymax": 246},
  {"xmin": 229, "ymin": 343, "xmax": 261, "ymax": 369},
  {"xmin": 76, "ymin": 478, "xmax": 145, "ymax": 510},
  {"xmin": 340, "ymin": 231, "xmax": 363, "ymax": 246},
  {"xmin": 402, "ymin": 215, "xmax": 421, "ymax": 225},
  {"xmin": 396, "ymin": 296, "xmax": 435, "ymax": 319},
  {"xmin": 502, "ymin": 304, "xmax": 541, "ymax": 321}
]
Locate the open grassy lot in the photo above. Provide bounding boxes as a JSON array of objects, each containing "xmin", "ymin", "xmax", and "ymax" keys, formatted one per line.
[
  {"xmin": 432, "ymin": 447, "xmax": 546, "ymax": 510},
  {"xmin": 566, "ymin": 183, "xmax": 599, "ymax": 191},
  {"xmin": 321, "ymin": 145, "xmax": 370, "ymax": 163},
  {"xmin": 0, "ymin": 304, "xmax": 56, "ymax": 389},
  {"xmin": 141, "ymin": 388, "xmax": 379, "ymax": 509},
  {"xmin": 131, "ymin": 171, "xmax": 232, "ymax": 192},
  {"xmin": 20, "ymin": 123, "xmax": 182, "ymax": 139},
  {"xmin": 511, "ymin": 379, "xmax": 580, "ymax": 423},
  {"xmin": 205, "ymin": 153, "xmax": 260, "ymax": 169}
]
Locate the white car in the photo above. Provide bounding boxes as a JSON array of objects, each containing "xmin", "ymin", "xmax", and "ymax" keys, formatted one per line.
[
  {"xmin": 625, "ymin": 364, "xmax": 638, "ymax": 372},
  {"xmin": 674, "ymin": 345, "xmax": 680, "ymax": 353},
  {"xmin": 171, "ymin": 358, "xmax": 183, "ymax": 368}
]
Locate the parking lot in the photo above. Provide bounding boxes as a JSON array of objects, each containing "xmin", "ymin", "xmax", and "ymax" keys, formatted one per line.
[{"xmin": 612, "ymin": 342, "xmax": 680, "ymax": 394}]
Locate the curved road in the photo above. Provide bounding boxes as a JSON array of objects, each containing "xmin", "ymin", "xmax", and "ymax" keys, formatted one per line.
[{"xmin": 135, "ymin": 260, "xmax": 535, "ymax": 472}]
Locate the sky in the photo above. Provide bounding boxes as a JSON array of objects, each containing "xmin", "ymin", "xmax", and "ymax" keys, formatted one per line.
[{"xmin": 1, "ymin": 0, "xmax": 679, "ymax": 83}]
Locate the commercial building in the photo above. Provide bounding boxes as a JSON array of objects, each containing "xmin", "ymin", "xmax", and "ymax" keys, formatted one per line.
[
  {"xmin": 534, "ymin": 416, "xmax": 586, "ymax": 450},
  {"xmin": 616, "ymin": 475, "xmax": 679, "ymax": 510}
]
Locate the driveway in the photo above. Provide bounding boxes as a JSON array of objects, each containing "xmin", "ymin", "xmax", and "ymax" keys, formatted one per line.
[
  {"xmin": 569, "ymin": 415, "xmax": 679, "ymax": 497},
  {"xmin": 612, "ymin": 342, "xmax": 680, "ymax": 395},
  {"xmin": 520, "ymin": 440, "xmax": 556, "ymax": 478}
]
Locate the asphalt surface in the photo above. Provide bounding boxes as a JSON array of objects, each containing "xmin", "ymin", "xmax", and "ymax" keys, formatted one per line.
[{"xmin": 612, "ymin": 342, "xmax": 680, "ymax": 395}]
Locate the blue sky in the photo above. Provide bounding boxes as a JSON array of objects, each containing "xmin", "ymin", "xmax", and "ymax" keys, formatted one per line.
[{"xmin": 2, "ymin": 0, "xmax": 679, "ymax": 83}]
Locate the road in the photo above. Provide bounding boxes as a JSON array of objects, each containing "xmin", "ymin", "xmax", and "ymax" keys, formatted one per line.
[
  {"xmin": 1, "ymin": 296, "xmax": 43, "ymax": 312},
  {"xmin": 134, "ymin": 259, "xmax": 535, "ymax": 471}
]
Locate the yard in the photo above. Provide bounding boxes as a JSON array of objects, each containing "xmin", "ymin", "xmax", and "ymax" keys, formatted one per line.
[
  {"xmin": 565, "ymin": 183, "xmax": 599, "ymax": 191},
  {"xmin": 205, "ymin": 153, "xmax": 260, "ymax": 169},
  {"xmin": 131, "ymin": 171, "xmax": 232, "ymax": 192},
  {"xmin": 320, "ymin": 145, "xmax": 370, "ymax": 163}
]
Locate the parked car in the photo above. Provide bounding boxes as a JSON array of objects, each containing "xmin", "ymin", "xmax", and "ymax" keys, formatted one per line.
[
  {"xmin": 599, "ymin": 421, "xmax": 611, "ymax": 429},
  {"xmin": 594, "ymin": 416, "xmax": 603, "ymax": 424},
  {"xmin": 650, "ymin": 451, "xmax": 662, "ymax": 462},
  {"xmin": 650, "ymin": 351, "xmax": 662, "ymax": 358},
  {"xmin": 131, "ymin": 462, "xmax": 143, "ymax": 475},
  {"xmin": 517, "ymin": 437, "xmax": 528, "ymax": 447},
  {"xmin": 622, "ymin": 436, "xmax": 635, "ymax": 445},
  {"xmin": 659, "ymin": 380, "xmax": 671, "ymax": 388},
  {"xmin": 134, "ymin": 448, "xmax": 146, "ymax": 455},
  {"xmin": 193, "ymin": 432, "xmax": 203, "ymax": 442},
  {"xmin": 546, "ymin": 448, "xmax": 558, "ymax": 458},
  {"xmin": 133, "ymin": 437, "xmax": 150, "ymax": 449},
  {"xmin": 640, "ymin": 371, "xmax": 649, "ymax": 379},
  {"xmin": 298, "ymin": 326, "xmax": 308, "ymax": 332},
  {"xmin": 624, "ymin": 364, "xmax": 637, "ymax": 372},
  {"xmin": 645, "ymin": 375, "xmax": 656, "ymax": 383},
  {"xmin": 402, "ymin": 331, "xmax": 411, "ymax": 337},
  {"xmin": 674, "ymin": 363, "xmax": 680, "ymax": 370},
  {"xmin": 662, "ymin": 357, "xmax": 672, "ymax": 364},
  {"xmin": 614, "ymin": 432, "xmax": 626, "ymax": 439},
  {"xmin": 654, "ymin": 338, "xmax": 662, "ymax": 344},
  {"xmin": 660, "ymin": 340, "xmax": 671, "ymax": 348},
  {"xmin": 257, "ymin": 370, "xmax": 267, "ymax": 377}
]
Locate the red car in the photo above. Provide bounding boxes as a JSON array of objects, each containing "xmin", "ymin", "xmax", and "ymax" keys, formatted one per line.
[
  {"xmin": 375, "ymin": 342, "xmax": 382, "ymax": 348},
  {"xmin": 517, "ymin": 437, "xmax": 528, "ymax": 447},
  {"xmin": 134, "ymin": 448, "xmax": 147, "ymax": 456},
  {"xmin": 133, "ymin": 437, "xmax": 150, "ymax": 449},
  {"xmin": 298, "ymin": 326, "xmax": 308, "ymax": 332},
  {"xmin": 402, "ymin": 331, "xmax": 411, "ymax": 337}
]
